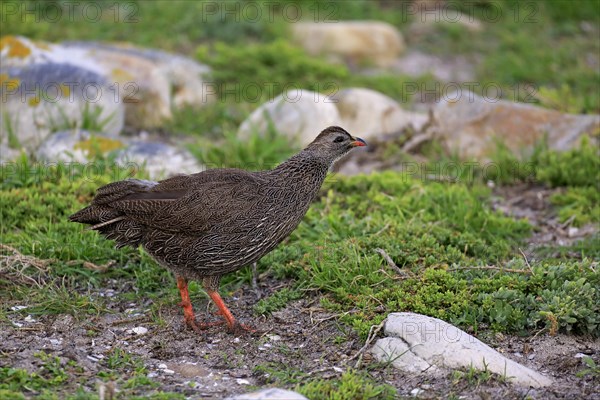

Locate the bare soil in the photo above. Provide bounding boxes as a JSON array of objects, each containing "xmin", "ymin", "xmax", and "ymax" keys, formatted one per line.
[{"xmin": 2, "ymin": 279, "xmax": 599, "ymax": 399}]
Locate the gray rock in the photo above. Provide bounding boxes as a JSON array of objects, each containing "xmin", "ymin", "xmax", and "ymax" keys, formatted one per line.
[
  {"xmin": 1, "ymin": 36, "xmax": 213, "ymax": 133},
  {"xmin": 391, "ymin": 50, "xmax": 476, "ymax": 82},
  {"xmin": 290, "ymin": 21, "xmax": 405, "ymax": 68},
  {"xmin": 36, "ymin": 130, "xmax": 202, "ymax": 179},
  {"xmin": 238, "ymin": 89, "xmax": 341, "ymax": 146},
  {"xmin": 330, "ymin": 88, "xmax": 427, "ymax": 139},
  {"xmin": 114, "ymin": 141, "xmax": 203, "ymax": 179},
  {"xmin": 225, "ymin": 388, "xmax": 308, "ymax": 400},
  {"xmin": 0, "ymin": 62, "xmax": 124, "ymax": 151},
  {"xmin": 433, "ymin": 90, "xmax": 600, "ymax": 159},
  {"xmin": 372, "ymin": 312, "xmax": 553, "ymax": 388},
  {"xmin": 0, "ymin": 143, "xmax": 22, "ymax": 163},
  {"xmin": 36, "ymin": 130, "xmax": 126, "ymax": 163},
  {"xmin": 62, "ymin": 41, "xmax": 214, "ymax": 127}
]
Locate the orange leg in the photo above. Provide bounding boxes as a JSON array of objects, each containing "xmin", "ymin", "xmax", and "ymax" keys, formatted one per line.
[
  {"xmin": 176, "ymin": 277, "xmax": 224, "ymax": 333},
  {"xmin": 177, "ymin": 277, "xmax": 202, "ymax": 333},
  {"xmin": 207, "ymin": 290, "xmax": 256, "ymax": 334}
]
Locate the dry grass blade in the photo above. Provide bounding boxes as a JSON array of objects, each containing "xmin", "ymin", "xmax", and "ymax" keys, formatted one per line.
[
  {"xmin": 348, "ymin": 319, "xmax": 386, "ymax": 369},
  {"xmin": 0, "ymin": 243, "xmax": 115, "ymax": 288},
  {"xmin": 374, "ymin": 248, "xmax": 409, "ymax": 278},
  {"xmin": 0, "ymin": 243, "xmax": 50, "ymax": 288}
]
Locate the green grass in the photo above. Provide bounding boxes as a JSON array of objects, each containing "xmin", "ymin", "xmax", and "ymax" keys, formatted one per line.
[
  {"xmin": 1, "ymin": 0, "xmax": 599, "ymax": 396},
  {"xmin": 296, "ymin": 370, "xmax": 397, "ymax": 400}
]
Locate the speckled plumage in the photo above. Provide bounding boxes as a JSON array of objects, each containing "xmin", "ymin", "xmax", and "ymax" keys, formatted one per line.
[{"xmin": 70, "ymin": 126, "xmax": 366, "ymax": 332}]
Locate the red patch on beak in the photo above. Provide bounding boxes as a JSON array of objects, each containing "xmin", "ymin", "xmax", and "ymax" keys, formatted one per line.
[{"xmin": 351, "ymin": 137, "xmax": 367, "ymax": 147}]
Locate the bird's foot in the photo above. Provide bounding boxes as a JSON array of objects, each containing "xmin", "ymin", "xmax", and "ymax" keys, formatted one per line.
[
  {"xmin": 183, "ymin": 316, "xmax": 204, "ymax": 333},
  {"xmin": 183, "ymin": 316, "xmax": 225, "ymax": 333},
  {"xmin": 227, "ymin": 321, "xmax": 257, "ymax": 336}
]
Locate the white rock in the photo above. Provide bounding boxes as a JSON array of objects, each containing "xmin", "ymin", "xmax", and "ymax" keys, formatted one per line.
[
  {"xmin": 158, "ymin": 363, "xmax": 168, "ymax": 369},
  {"xmin": 290, "ymin": 21, "xmax": 405, "ymax": 67},
  {"xmin": 236, "ymin": 378, "xmax": 251, "ymax": 385},
  {"xmin": 374, "ymin": 312, "xmax": 553, "ymax": 388},
  {"xmin": 331, "ymin": 88, "xmax": 427, "ymax": 140},
  {"xmin": 410, "ymin": 388, "xmax": 424, "ymax": 396},
  {"xmin": 225, "ymin": 388, "xmax": 308, "ymax": 400},
  {"xmin": 115, "ymin": 141, "xmax": 203, "ymax": 179},
  {"xmin": 238, "ymin": 89, "xmax": 341, "ymax": 146},
  {"xmin": 10, "ymin": 305, "xmax": 27, "ymax": 311},
  {"xmin": 371, "ymin": 337, "xmax": 437, "ymax": 373},
  {"xmin": 163, "ymin": 369, "xmax": 175, "ymax": 375},
  {"xmin": 129, "ymin": 327, "xmax": 148, "ymax": 335},
  {"xmin": 567, "ymin": 227, "xmax": 579, "ymax": 237}
]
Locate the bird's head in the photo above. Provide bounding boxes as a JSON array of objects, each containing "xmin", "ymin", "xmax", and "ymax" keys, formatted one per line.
[{"xmin": 305, "ymin": 126, "xmax": 367, "ymax": 164}]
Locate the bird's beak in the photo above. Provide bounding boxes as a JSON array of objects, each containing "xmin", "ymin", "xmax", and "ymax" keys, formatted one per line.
[{"xmin": 350, "ymin": 137, "xmax": 367, "ymax": 147}]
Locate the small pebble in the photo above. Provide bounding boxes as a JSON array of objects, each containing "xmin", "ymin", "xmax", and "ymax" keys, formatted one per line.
[
  {"xmin": 267, "ymin": 334, "xmax": 282, "ymax": 341},
  {"xmin": 574, "ymin": 353, "xmax": 587, "ymax": 358},
  {"xmin": 568, "ymin": 227, "xmax": 579, "ymax": 237},
  {"xmin": 411, "ymin": 388, "xmax": 424, "ymax": 396},
  {"xmin": 10, "ymin": 305, "xmax": 27, "ymax": 311},
  {"xmin": 158, "ymin": 363, "xmax": 168, "ymax": 369},
  {"xmin": 128, "ymin": 327, "xmax": 148, "ymax": 335},
  {"xmin": 236, "ymin": 378, "xmax": 250, "ymax": 385},
  {"xmin": 87, "ymin": 355, "xmax": 100, "ymax": 362},
  {"xmin": 163, "ymin": 369, "xmax": 175, "ymax": 375},
  {"xmin": 24, "ymin": 315, "xmax": 36, "ymax": 323},
  {"xmin": 233, "ymin": 337, "xmax": 241, "ymax": 343}
]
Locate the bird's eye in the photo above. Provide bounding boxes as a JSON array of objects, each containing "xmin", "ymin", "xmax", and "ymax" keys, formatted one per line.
[{"xmin": 334, "ymin": 136, "xmax": 345, "ymax": 143}]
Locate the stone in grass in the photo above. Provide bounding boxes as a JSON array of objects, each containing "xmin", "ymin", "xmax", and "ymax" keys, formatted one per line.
[
  {"xmin": 225, "ymin": 388, "xmax": 308, "ymax": 400},
  {"xmin": 36, "ymin": 130, "xmax": 202, "ymax": 179},
  {"xmin": 36, "ymin": 130, "xmax": 126, "ymax": 163},
  {"xmin": 0, "ymin": 63, "xmax": 124, "ymax": 152},
  {"xmin": 371, "ymin": 312, "xmax": 553, "ymax": 388},
  {"xmin": 433, "ymin": 90, "xmax": 600, "ymax": 160},
  {"xmin": 114, "ymin": 141, "xmax": 203, "ymax": 179},
  {"xmin": 290, "ymin": 21, "xmax": 405, "ymax": 68},
  {"xmin": 238, "ymin": 89, "xmax": 341, "ymax": 146},
  {"xmin": 330, "ymin": 88, "xmax": 428, "ymax": 140}
]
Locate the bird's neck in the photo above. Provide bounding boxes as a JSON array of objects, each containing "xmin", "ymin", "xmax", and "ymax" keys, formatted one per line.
[{"xmin": 269, "ymin": 150, "xmax": 330, "ymax": 190}]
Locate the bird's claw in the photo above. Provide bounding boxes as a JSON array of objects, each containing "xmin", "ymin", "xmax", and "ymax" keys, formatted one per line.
[{"xmin": 228, "ymin": 322, "xmax": 257, "ymax": 335}]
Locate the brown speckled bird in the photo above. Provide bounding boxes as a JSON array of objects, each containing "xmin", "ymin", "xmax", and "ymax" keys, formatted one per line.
[{"xmin": 70, "ymin": 126, "xmax": 366, "ymax": 333}]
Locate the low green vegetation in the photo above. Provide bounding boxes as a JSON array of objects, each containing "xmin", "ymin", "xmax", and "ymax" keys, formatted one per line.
[
  {"xmin": 2, "ymin": 140, "xmax": 598, "ymax": 338},
  {"xmin": 2, "ymin": 0, "xmax": 598, "ymax": 397},
  {"xmin": 296, "ymin": 370, "xmax": 396, "ymax": 400},
  {"xmin": 0, "ymin": 348, "xmax": 168, "ymax": 399}
]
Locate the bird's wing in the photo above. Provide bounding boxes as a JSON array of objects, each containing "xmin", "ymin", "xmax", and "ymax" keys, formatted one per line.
[{"xmin": 109, "ymin": 169, "xmax": 269, "ymax": 233}]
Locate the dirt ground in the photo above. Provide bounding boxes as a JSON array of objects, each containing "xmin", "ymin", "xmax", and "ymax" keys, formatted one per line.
[{"xmin": 2, "ymin": 279, "xmax": 599, "ymax": 399}]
